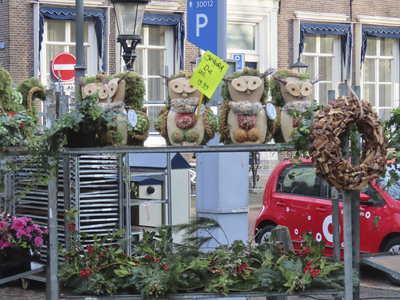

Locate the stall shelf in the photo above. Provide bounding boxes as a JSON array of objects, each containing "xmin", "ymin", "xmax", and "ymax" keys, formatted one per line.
[{"xmin": 43, "ymin": 143, "xmax": 347, "ymax": 300}]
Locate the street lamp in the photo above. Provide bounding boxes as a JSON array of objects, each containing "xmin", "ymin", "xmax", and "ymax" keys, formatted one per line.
[
  {"xmin": 290, "ymin": 57, "xmax": 308, "ymax": 74},
  {"xmin": 110, "ymin": 0, "xmax": 149, "ymax": 71}
]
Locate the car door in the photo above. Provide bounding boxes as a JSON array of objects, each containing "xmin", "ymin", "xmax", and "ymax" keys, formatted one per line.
[
  {"xmin": 314, "ymin": 180, "xmax": 377, "ymax": 257},
  {"xmin": 273, "ymin": 164, "xmax": 319, "ymax": 249}
]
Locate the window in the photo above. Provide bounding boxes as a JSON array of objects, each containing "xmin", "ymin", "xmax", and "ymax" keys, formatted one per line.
[
  {"xmin": 41, "ymin": 19, "xmax": 97, "ymax": 87},
  {"xmin": 227, "ymin": 24, "xmax": 255, "ymax": 50},
  {"xmin": 362, "ymin": 37, "xmax": 397, "ymax": 120},
  {"xmin": 132, "ymin": 25, "xmax": 173, "ymax": 134},
  {"xmin": 277, "ymin": 165, "xmax": 319, "ymax": 197},
  {"xmin": 302, "ymin": 34, "xmax": 340, "ymax": 105},
  {"xmin": 227, "ymin": 23, "xmax": 258, "ymax": 70}
]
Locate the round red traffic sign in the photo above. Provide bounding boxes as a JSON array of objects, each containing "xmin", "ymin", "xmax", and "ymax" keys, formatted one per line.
[{"xmin": 51, "ymin": 52, "xmax": 76, "ymax": 81}]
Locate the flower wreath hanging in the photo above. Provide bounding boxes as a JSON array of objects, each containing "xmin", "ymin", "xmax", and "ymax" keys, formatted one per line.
[{"xmin": 310, "ymin": 95, "xmax": 387, "ymax": 191}]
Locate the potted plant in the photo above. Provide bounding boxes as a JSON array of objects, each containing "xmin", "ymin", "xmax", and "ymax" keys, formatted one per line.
[
  {"xmin": 0, "ymin": 212, "xmax": 47, "ymax": 258},
  {"xmin": 54, "ymin": 94, "xmax": 121, "ymax": 148}
]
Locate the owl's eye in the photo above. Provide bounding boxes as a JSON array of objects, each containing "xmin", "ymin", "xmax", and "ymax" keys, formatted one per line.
[
  {"xmin": 98, "ymin": 84, "xmax": 109, "ymax": 99},
  {"xmin": 248, "ymin": 77, "xmax": 262, "ymax": 91},
  {"xmin": 108, "ymin": 79, "xmax": 119, "ymax": 98},
  {"xmin": 170, "ymin": 80, "xmax": 184, "ymax": 93},
  {"xmin": 184, "ymin": 84, "xmax": 197, "ymax": 94},
  {"xmin": 301, "ymin": 83, "xmax": 313, "ymax": 96},
  {"xmin": 286, "ymin": 82, "xmax": 301, "ymax": 97},
  {"xmin": 231, "ymin": 78, "xmax": 247, "ymax": 92}
]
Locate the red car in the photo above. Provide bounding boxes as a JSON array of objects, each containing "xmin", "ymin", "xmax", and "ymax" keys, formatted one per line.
[{"xmin": 254, "ymin": 159, "xmax": 400, "ymax": 284}]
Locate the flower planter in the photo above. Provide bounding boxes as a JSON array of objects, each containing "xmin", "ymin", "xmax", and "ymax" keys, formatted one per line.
[
  {"xmin": 0, "ymin": 249, "xmax": 32, "ymax": 279},
  {"xmin": 66, "ymin": 130, "xmax": 96, "ymax": 148}
]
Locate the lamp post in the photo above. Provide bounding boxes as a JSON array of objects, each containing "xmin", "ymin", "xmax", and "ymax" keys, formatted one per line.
[
  {"xmin": 290, "ymin": 56, "xmax": 308, "ymax": 74},
  {"xmin": 110, "ymin": 0, "xmax": 149, "ymax": 71}
]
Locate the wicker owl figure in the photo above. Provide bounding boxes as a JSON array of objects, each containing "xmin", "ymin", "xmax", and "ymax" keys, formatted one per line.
[
  {"xmin": 271, "ymin": 69, "xmax": 322, "ymax": 143},
  {"xmin": 156, "ymin": 71, "xmax": 218, "ymax": 146},
  {"xmin": 219, "ymin": 67, "xmax": 277, "ymax": 145}
]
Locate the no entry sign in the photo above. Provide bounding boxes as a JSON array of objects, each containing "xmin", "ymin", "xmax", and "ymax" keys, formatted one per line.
[{"xmin": 51, "ymin": 52, "xmax": 76, "ymax": 81}]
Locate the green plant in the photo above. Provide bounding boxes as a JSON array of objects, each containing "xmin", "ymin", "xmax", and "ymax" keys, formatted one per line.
[
  {"xmin": 58, "ymin": 209, "xmax": 349, "ymax": 298},
  {"xmin": 289, "ymin": 101, "xmax": 323, "ymax": 160},
  {"xmin": 58, "ymin": 207, "xmax": 132, "ymax": 296}
]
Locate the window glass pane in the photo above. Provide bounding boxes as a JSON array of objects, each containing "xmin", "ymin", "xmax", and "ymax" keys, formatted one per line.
[
  {"xmin": 320, "ymin": 35, "xmax": 334, "ymax": 54},
  {"xmin": 380, "ymin": 38, "xmax": 393, "ymax": 56},
  {"xmin": 280, "ymin": 166, "xmax": 318, "ymax": 196},
  {"xmin": 148, "ymin": 78, "xmax": 165, "ymax": 102},
  {"xmin": 318, "ymin": 83, "xmax": 330, "ymax": 105},
  {"xmin": 133, "ymin": 49, "xmax": 144, "ymax": 75},
  {"xmin": 46, "ymin": 45, "xmax": 65, "ymax": 67},
  {"xmin": 366, "ymin": 37, "xmax": 377, "ymax": 56},
  {"xmin": 148, "ymin": 50, "xmax": 164, "ymax": 75},
  {"xmin": 363, "ymin": 84, "xmax": 375, "ymax": 106},
  {"xmin": 363, "ymin": 59, "xmax": 375, "ymax": 82},
  {"xmin": 303, "ymin": 34, "xmax": 316, "ymax": 53},
  {"xmin": 319, "ymin": 57, "xmax": 332, "ymax": 80},
  {"xmin": 379, "ymin": 84, "xmax": 391, "ymax": 107},
  {"xmin": 71, "ymin": 21, "xmax": 89, "ymax": 43},
  {"xmin": 303, "ymin": 56, "xmax": 315, "ymax": 79},
  {"xmin": 147, "ymin": 105, "xmax": 163, "ymax": 132},
  {"xmin": 149, "ymin": 25, "xmax": 165, "ymax": 46},
  {"xmin": 69, "ymin": 46, "xmax": 88, "ymax": 66},
  {"xmin": 380, "ymin": 109, "xmax": 391, "ymax": 121},
  {"xmin": 47, "ymin": 20, "xmax": 65, "ymax": 42},
  {"xmin": 379, "ymin": 59, "xmax": 392, "ymax": 82},
  {"xmin": 227, "ymin": 24, "xmax": 255, "ymax": 50}
]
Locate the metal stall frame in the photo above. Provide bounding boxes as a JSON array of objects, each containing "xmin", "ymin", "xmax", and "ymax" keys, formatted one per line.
[{"xmin": 42, "ymin": 143, "xmax": 352, "ymax": 300}]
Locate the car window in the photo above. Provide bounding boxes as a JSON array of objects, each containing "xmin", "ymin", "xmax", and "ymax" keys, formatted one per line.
[
  {"xmin": 378, "ymin": 165, "xmax": 400, "ymax": 201},
  {"xmin": 277, "ymin": 165, "xmax": 319, "ymax": 197}
]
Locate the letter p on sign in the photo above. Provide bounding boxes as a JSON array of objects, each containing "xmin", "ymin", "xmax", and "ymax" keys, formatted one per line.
[{"xmin": 196, "ymin": 14, "xmax": 208, "ymax": 37}]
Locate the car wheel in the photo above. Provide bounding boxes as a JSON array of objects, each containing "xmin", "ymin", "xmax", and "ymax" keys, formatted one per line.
[
  {"xmin": 255, "ymin": 224, "xmax": 276, "ymax": 244},
  {"xmin": 382, "ymin": 237, "xmax": 400, "ymax": 286}
]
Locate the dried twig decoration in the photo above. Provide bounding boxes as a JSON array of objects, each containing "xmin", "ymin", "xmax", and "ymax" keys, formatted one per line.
[{"xmin": 310, "ymin": 95, "xmax": 387, "ymax": 191}]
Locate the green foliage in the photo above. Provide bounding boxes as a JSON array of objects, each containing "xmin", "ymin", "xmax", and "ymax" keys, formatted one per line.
[
  {"xmin": 16, "ymin": 77, "xmax": 46, "ymax": 112},
  {"xmin": 58, "ymin": 210, "xmax": 346, "ymax": 297},
  {"xmin": 0, "ymin": 67, "xmax": 24, "ymax": 113},
  {"xmin": 114, "ymin": 71, "xmax": 145, "ymax": 110},
  {"xmin": 57, "ymin": 94, "xmax": 112, "ymax": 133},
  {"xmin": 220, "ymin": 67, "xmax": 269, "ymax": 103},
  {"xmin": 289, "ymin": 101, "xmax": 323, "ymax": 159}
]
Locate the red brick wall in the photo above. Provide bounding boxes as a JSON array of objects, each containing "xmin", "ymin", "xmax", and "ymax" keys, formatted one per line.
[
  {"xmin": 8, "ymin": 0, "xmax": 34, "ymax": 85},
  {"xmin": 0, "ymin": 0, "xmax": 10, "ymax": 74},
  {"xmin": 278, "ymin": 0, "xmax": 400, "ymax": 72}
]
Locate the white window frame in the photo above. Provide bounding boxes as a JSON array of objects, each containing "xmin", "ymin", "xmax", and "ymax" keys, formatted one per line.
[
  {"xmin": 227, "ymin": 22, "xmax": 259, "ymax": 66},
  {"xmin": 361, "ymin": 37, "xmax": 399, "ymax": 119},
  {"xmin": 40, "ymin": 19, "xmax": 97, "ymax": 88},
  {"xmin": 227, "ymin": 0, "xmax": 280, "ymax": 71},
  {"xmin": 301, "ymin": 34, "xmax": 342, "ymax": 104},
  {"xmin": 293, "ymin": 11, "xmax": 349, "ymax": 98},
  {"xmin": 355, "ymin": 15, "xmax": 400, "ymax": 115}
]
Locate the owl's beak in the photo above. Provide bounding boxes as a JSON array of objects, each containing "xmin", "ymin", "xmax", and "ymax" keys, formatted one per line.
[
  {"xmin": 246, "ymin": 89, "xmax": 251, "ymax": 95},
  {"xmin": 182, "ymin": 91, "xmax": 188, "ymax": 97}
]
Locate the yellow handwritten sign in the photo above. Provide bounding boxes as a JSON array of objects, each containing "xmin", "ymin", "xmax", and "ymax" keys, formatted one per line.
[{"xmin": 190, "ymin": 51, "xmax": 229, "ymax": 99}]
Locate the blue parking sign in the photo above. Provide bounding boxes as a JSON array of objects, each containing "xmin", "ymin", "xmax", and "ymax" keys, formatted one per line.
[
  {"xmin": 187, "ymin": 0, "xmax": 218, "ymax": 54},
  {"xmin": 233, "ymin": 54, "xmax": 244, "ymax": 71}
]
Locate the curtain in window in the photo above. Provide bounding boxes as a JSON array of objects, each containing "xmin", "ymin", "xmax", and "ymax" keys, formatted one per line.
[
  {"xmin": 361, "ymin": 26, "xmax": 400, "ymax": 64},
  {"xmin": 39, "ymin": 7, "xmax": 105, "ymax": 69},
  {"xmin": 142, "ymin": 13, "xmax": 185, "ymax": 71},
  {"xmin": 299, "ymin": 23, "xmax": 352, "ymax": 79}
]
